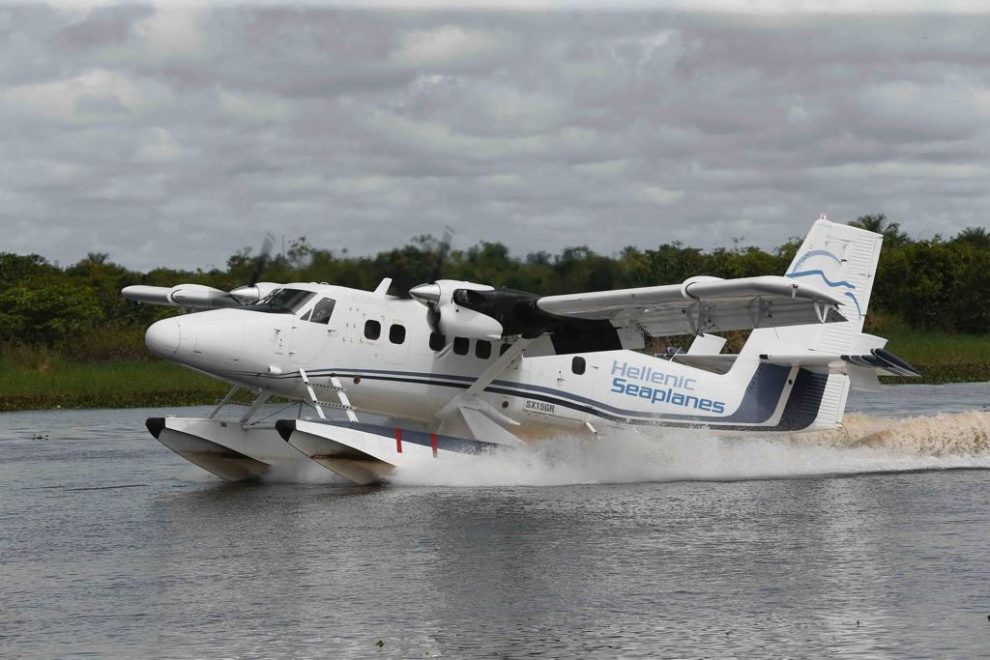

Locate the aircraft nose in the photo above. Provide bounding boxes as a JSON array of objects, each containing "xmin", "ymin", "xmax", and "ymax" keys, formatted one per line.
[{"xmin": 146, "ymin": 318, "xmax": 181, "ymax": 357}]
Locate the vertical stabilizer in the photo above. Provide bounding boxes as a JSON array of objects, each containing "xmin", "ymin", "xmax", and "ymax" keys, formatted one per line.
[
  {"xmin": 739, "ymin": 216, "xmax": 883, "ymax": 430},
  {"xmin": 742, "ymin": 216, "xmax": 883, "ymax": 357}
]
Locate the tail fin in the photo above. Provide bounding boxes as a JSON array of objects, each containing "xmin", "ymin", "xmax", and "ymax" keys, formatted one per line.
[
  {"xmin": 739, "ymin": 215, "xmax": 884, "ymax": 430},
  {"xmin": 742, "ymin": 215, "xmax": 883, "ymax": 357}
]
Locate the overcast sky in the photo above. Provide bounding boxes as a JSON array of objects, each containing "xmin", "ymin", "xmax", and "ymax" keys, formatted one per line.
[{"xmin": 2, "ymin": 1, "xmax": 989, "ymax": 271}]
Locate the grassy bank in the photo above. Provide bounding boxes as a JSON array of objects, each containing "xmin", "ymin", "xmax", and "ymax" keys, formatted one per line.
[
  {"xmin": 0, "ymin": 359, "xmax": 229, "ymax": 412},
  {"xmin": 1, "ymin": 330, "xmax": 987, "ymax": 412},
  {"xmin": 873, "ymin": 325, "xmax": 990, "ymax": 384}
]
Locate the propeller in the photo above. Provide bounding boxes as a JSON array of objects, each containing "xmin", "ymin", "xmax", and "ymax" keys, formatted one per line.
[
  {"xmin": 230, "ymin": 232, "xmax": 277, "ymax": 304},
  {"xmin": 422, "ymin": 286, "xmax": 443, "ymax": 335},
  {"xmin": 430, "ymin": 226, "xmax": 454, "ymax": 283},
  {"xmin": 124, "ymin": 232, "xmax": 283, "ymax": 309},
  {"xmin": 123, "ymin": 231, "xmax": 294, "ymax": 311},
  {"xmin": 249, "ymin": 232, "xmax": 276, "ymax": 287},
  {"xmin": 408, "ymin": 227, "xmax": 560, "ymax": 340},
  {"xmin": 411, "ymin": 227, "xmax": 454, "ymax": 335}
]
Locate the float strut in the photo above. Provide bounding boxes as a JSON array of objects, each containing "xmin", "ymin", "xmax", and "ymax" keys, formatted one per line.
[
  {"xmin": 240, "ymin": 392, "xmax": 271, "ymax": 423},
  {"xmin": 209, "ymin": 385, "xmax": 240, "ymax": 420}
]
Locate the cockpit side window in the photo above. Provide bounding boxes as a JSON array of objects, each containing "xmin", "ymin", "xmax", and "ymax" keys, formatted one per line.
[
  {"xmin": 261, "ymin": 288, "xmax": 316, "ymax": 313},
  {"xmin": 309, "ymin": 298, "xmax": 336, "ymax": 324}
]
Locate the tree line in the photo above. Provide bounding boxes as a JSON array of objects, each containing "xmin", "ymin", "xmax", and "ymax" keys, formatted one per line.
[{"xmin": 1, "ymin": 215, "xmax": 987, "ymax": 360}]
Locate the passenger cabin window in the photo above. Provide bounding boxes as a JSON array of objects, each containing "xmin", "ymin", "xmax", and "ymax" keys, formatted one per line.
[
  {"xmin": 389, "ymin": 324, "xmax": 406, "ymax": 344},
  {"xmin": 475, "ymin": 340, "xmax": 492, "ymax": 359},
  {"xmin": 309, "ymin": 298, "xmax": 336, "ymax": 325},
  {"xmin": 572, "ymin": 356, "xmax": 586, "ymax": 375},
  {"xmin": 429, "ymin": 332, "xmax": 446, "ymax": 351},
  {"xmin": 364, "ymin": 320, "xmax": 381, "ymax": 340},
  {"xmin": 453, "ymin": 337, "xmax": 470, "ymax": 355},
  {"xmin": 262, "ymin": 288, "xmax": 315, "ymax": 313}
]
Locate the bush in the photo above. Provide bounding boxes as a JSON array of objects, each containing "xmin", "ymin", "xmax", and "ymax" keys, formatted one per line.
[{"xmin": 0, "ymin": 283, "xmax": 103, "ymax": 344}]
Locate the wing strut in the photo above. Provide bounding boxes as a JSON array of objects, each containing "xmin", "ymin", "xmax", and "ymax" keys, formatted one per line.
[
  {"xmin": 435, "ymin": 335, "xmax": 534, "ymax": 445},
  {"xmin": 441, "ymin": 335, "xmax": 532, "ymax": 411}
]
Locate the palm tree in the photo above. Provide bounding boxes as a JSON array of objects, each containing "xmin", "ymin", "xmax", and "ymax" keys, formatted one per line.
[
  {"xmin": 953, "ymin": 226, "xmax": 990, "ymax": 248},
  {"xmin": 848, "ymin": 214, "xmax": 910, "ymax": 246}
]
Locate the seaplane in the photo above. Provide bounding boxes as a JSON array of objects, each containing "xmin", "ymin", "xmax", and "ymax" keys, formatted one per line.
[{"xmin": 122, "ymin": 216, "xmax": 920, "ymax": 484}]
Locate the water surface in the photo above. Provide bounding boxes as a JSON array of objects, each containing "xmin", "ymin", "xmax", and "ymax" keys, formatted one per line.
[{"xmin": 1, "ymin": 383, "xmax": 988, "ymax": 658}]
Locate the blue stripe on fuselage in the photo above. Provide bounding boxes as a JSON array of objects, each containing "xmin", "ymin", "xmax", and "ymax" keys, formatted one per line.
[{"xmin": 228, "ymin": 362, "xmax": 805, "ymax": 429}]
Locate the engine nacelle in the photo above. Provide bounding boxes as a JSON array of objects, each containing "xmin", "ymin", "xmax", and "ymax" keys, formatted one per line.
[
  {"xmin": 230, "ymin": 282, "xmax": 281, "ymax": 304},
  {"xmin": 410, "ymin": 279, "xmax": 505, "ymax": 340},
  {"xmin": 123, "ymin": 282, "xmax": 286, "ymax": 310},
  {"xmin": 438, "ymin": 303, "xmax": 504, "ymax": 340},
  {"xmin": 122, "ymin": 284, "xmax": 237, "ymax": 309},
  {"xmin": 168, "ymin": 284, "xmax": 238, "ymax": 308}
]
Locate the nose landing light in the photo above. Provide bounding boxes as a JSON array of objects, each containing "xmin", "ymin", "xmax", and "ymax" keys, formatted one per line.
[{"xmin": 146, "ymin": 318, "xmax": 181, "ymax": 357}]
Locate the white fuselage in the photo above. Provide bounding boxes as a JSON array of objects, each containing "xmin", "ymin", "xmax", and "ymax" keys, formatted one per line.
[{"xmin": 146, "ymin": 282, "xmax": 824, "ymax": 434}]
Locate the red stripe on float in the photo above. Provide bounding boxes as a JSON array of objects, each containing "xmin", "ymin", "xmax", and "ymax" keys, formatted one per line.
[
  {"xmin": 395, "ymin": 427, "xmax": 402, "ymax": 453},
  {"xmin": 430, "ymin": 433, "xmax": 438, "ymax": 458}
]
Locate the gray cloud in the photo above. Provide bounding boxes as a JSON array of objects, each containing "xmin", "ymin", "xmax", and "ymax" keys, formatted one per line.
[{"xmin": 1, "ymin": 5, "xmax": 988, "ymax": 272}]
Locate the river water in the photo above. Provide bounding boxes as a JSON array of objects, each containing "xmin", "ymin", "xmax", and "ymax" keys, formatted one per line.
[{"xmin": 1, "ymin": 383, "xmax": 988, "ymax": 658}]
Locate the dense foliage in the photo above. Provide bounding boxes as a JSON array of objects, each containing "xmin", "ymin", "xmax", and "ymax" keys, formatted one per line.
[{"xmin": 1, "ymin": 216, "xmax": 987, "ymax": 360}]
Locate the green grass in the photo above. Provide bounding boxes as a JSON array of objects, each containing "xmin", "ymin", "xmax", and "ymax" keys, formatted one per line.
[
  {"xmin": 883, "ymin": 329, "xmax": 990, "ymax": 365},
  {"xmin": 874, "ymin": 321, "xmax": 990, "ymax": 383},
  {"xmin": 0, "ymin": 358, "xmax": 228, "ymax": 411}
]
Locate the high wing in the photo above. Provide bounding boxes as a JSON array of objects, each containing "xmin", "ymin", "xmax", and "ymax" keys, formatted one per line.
[{"xmin": 535, "ymin": 275, "xmax": 846, "ymax": 338}]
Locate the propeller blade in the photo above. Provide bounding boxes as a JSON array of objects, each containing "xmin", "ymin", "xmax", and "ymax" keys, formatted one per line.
[
  {"xmin": 429, "ymin": 226, "xmax": 454, "ymax": 283},
  {"xmin": 426, "ymin": 305, "xmax": 441, "ymax": 335},
  {"xmin": 411, "ymin": 228, "xmax": 453, "ymax": 333},
  {"xmin": 248, "ymin": 232, "xmax": 276, "ymax": 287},
  {"xmin": 410, "ymin": 282, "xmax": 442, "ymax": 334}
]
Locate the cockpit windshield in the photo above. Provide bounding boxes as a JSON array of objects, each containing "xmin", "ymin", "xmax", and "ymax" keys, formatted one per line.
[
  {"xmin": 308, "ymin": 298, "xmax": 336, "ymax": 324},
  {"xmin": 259, "ymin": 288, "xmax": 316, "ymax": 314}
]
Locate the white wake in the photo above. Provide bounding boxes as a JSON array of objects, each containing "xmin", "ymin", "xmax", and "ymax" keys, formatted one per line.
[{"xmin": 388, "ymin": 411, "xmax": 990, "ymax": 488}]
